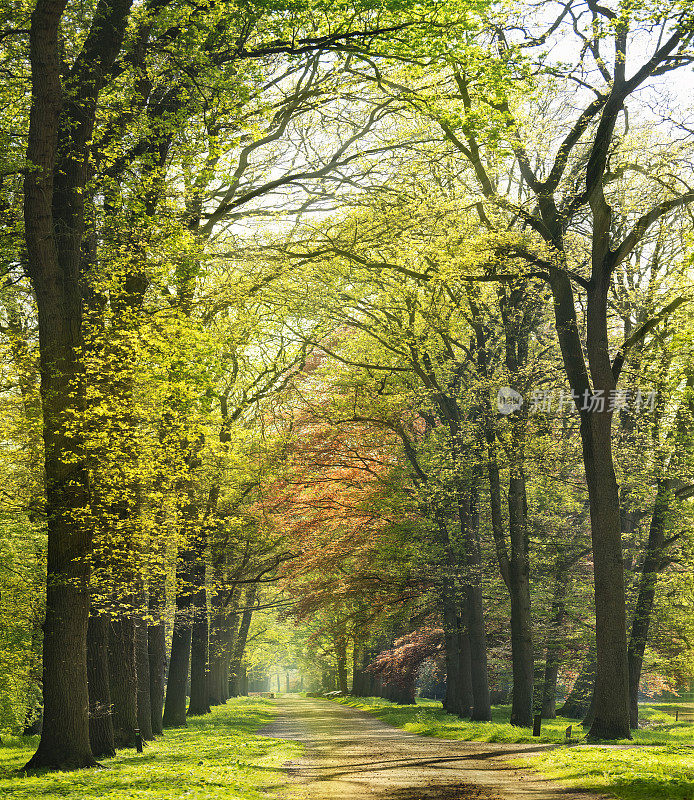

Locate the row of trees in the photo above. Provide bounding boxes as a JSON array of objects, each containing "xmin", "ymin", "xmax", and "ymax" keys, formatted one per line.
[
  {"xmin": 1, "ymin": 0, "xmax": 693, "ymax": 770},
  {"xmin": 2, "ymin": 0, "xmax": 455, "ymax": 768}
]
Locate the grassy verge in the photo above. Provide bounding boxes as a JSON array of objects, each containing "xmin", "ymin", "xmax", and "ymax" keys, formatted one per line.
[
  {"xmin": 331, "ymin": 696, "xmax": 694, "ymax": 800},
  {"xmin": 333, "ymin": 696, "xmax": 580, "ymax": 743},
  {"xmin": 521, "ymin": 743, "xmax": 694, "ymax": 800},
  {"xmin": 0, "ymin": 696, "xmax": 297, "ymax": 799}
]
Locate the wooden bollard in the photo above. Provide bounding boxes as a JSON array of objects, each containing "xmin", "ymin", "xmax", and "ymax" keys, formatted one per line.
[
  {"xmin": 135, "ymin": 728, "xmax": 143, "ymax": 753},
  {"xmin": 676, "ymin": 709, "xmax": 679, "ymax": 722},
  {"xmin": 533, "ymin": 714, "xmax": 542, "ymax": 737},
  {"xmin": 565, "ymin": 725, "xmax": 572, "ymax": 741}
]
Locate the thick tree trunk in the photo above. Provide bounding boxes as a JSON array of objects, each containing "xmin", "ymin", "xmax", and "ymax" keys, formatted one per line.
[
  {"xmin": 188, "ymin": 582, "xmax": 210, "ymax": 716},
  {"xmin": 22, "ymin": 1, "xmax": 94, "ymax": 766},
  {"xmin": 163, "ymin": 484, "xmax": 200, "ymax": 728},
  {"xmin": 487, "ymin": 461, "xmax": 534, "ymax": 727},
  {"xmin": 87, "ymin": 612, "xmax": 115, "ymax": 757},
  {"xmin": 627, "ymin": 479, "xmax": 672, "ymax": 728},
  {"xmin": 441, "ymin": 588, "xmax": 473, "ymax": 717},
  {"xmin": 581, "ymin": 411, "xmax": 631, "ymax": 739},
  {"xmin": 162, "ymin": 554, "xmax": 193, "ymax": 727},
  {"xmin": 508, "ymin": 472, "xmax": 534, "ymax": 727},
  {"xmin": 458, "ymin": 483, "xmax": 491, "ymax": 721},
  {"xmin": 208, "ymin": 586, "xmax": 226, "ymax": 706},
  {"xmin": 108, "ymin": 617, "xmax": 138, "ymax": 748},
  {"xmin": 147, "ymin": 577, "xmax": 166, "ymax": 735},
  {"xmin": 135, "ymin": 616, "xmax": 153, "ymax": 740},
  {"xmin": 162, "ymin": 615, "xmax": 192, "ymax": 727},
  {"xmin": 22, "ymin": 0, "xmax": 133, "ymax": 770}
]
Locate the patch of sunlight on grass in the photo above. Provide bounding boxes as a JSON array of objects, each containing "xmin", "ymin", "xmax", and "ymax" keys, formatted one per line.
[{"xmin": 0, "ymin": 697, "xmax": 298, "ymax": 799}]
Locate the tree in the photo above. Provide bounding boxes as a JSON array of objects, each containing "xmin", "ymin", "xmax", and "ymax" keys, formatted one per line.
[{"xmin": 344, "ymin": 0, "xmax": 694, "ymax": 737}]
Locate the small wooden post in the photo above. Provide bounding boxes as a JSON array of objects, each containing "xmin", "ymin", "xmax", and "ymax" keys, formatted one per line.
[
  {"xmin": 565, "ymin": 725, "xmax": 572, "ymax": 741},
  {"xmin": 533, "ymin": 714, "xmax": 542, "ymax": 737},
  {"xmin": 676, "ymin": 709, "xmax": 679, "ymax": 722},
  {"xmin": 135, "ymin": 728, "xmax": 143, "ymax": 753}
]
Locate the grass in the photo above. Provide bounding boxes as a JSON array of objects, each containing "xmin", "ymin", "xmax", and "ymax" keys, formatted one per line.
[
  {"xmin": 331, "ymin": 696, "xmax": 694, "ymax": 800},
  {"xmin": 333, "ymin": 696, "xmax": 581, "ymax": 743},
  {"xmin": 0, "ymin": 697, "xmax": 298, "ymax": 800},
  {"xmin": 522, "ymin": 743, "xmax": 694, "ymax": 800}
]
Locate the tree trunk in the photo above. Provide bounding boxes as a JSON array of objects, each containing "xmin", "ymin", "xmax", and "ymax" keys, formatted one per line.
[
  {"xmin": 507, "ymin": 471, "xmax": 534, "ymax": 727},
  {"xmin": 162, "ymin": 617, "xmax": 191, "ymax": 727},
  {"xmin": 581, "ymin": 411, "xmax": 631, "ymax": 739},
  {"xmin": 22, "ymin": 0, "xmax": 133, "ymax": 769},
  {"xmin": 627, "ymin": 479, "xmax": 672, "ymax": 728},
  {"xmin": 135, "ymin": 616, "xmax": 153, "ymax": 740},
  {"xmin": 108, "ymin": 617, "xmax": 138, "ymax": 748},
  {"xmin": 147, "ymin": 577, "xmax": 166, "ymax": 735},
  {"xmin": 163, "ymin": 483, "xmax": 200, "ymax": 727},
  {"xmin": 22, "ymin": 1, "xmax": 94, "ymax": 765},
  {"xmin": 162, "ymin": 554, "xmax": 194, "ymax": 727},
  {"xmin": 188, "ymin": 581, "xmax": 210, "ymax": 716},
  {"xmin": 458, "ymin": 482, "xmax": 491, "ymax": 721},
  {"xmin": 441, "ymin": 587, "xmax": 473, "ymax": 717},
  {"xmin": 208, "ymin": 587, "xmax": 225, "ymax": 706},
  {"xmin": 87, "ymin": 612, "xmax": 115, "ymax": 757},
  {"xmin": 228, "ymin": 585, "xmax": 256, "ymax": 697}
]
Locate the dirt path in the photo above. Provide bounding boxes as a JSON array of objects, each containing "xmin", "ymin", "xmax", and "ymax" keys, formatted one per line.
[{"xmin": 261, "ymin": 696, "xmax": 609, "ymax": 800}]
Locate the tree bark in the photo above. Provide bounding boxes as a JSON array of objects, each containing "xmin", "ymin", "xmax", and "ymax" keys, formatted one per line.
[
  {"xmin": 162, "ymin": 550, "xmax": 194, "ymax": 727},
  {"xmin": 581, "ymin": 410, "xmax": 631, "ymax": 739},
  {"xmin": 441, "ymin": 587, "xmax": 473, "ymax": 717},
  {"xmin": 87, "ymin": 612, "xmax": 115, "ymax": 757},
  {"xmin": 147, "ymin": 576, "xmax": 166, "ymax": 735},
  {"xmin": 188, "ymin": 580, "xmax": 211, "ymax": 716},
  {"xmin": 507, "ymin": 471, "xmax": 534, "ymax": 727},
  {"xmin": 135, "ymin": 615, "xmax": 153, "ymax": 740},
  {"xmin": 457, "ymin": 482, "xmax": 491, "ymax": 721},
  {"xmin": 220, "ymin": 589, "xmax": 242, "ymax": 701},
  {"xmin": 108, "ymin": 617, "xmax": 138, "ymax": 748}
]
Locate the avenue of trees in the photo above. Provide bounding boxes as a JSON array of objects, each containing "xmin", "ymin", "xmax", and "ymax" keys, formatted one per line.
[{"xmin": 0, "ymin": 0, "xmax": 693, "ymax": 771}]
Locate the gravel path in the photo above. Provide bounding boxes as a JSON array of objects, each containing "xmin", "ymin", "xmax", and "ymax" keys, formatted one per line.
[{"xmin": 260, "ymin": 696, "xmax": 610, "ymax": 800}]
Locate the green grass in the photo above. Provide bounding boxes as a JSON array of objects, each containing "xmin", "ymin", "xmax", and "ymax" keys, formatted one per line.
[
  {"xmin": 331, "ymin": 697, "xmax": 694, "ymax": 800},
  {"xmin": 0, "ymin": 697, "xmax": 298, "ymax": 799},
  {"xmin": 521, "ymin": 743, "xmax": 694, "ymax": 800},
  {"xmin": 333, "ymin": 696, "xmax": 582, "ymax": 743}
]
